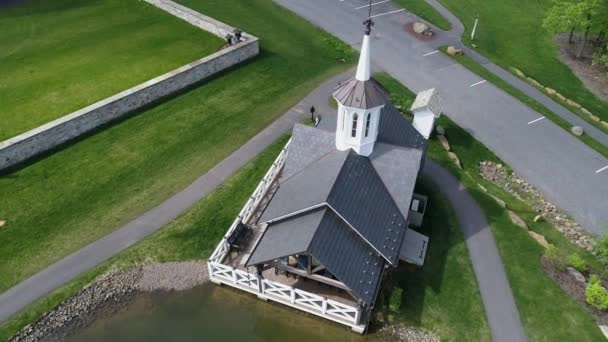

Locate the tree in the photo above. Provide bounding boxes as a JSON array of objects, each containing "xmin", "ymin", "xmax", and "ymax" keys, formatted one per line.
[
  {"xmin": 543, "ymin": 0, "xmax": 604, "ymax": 58},
  {"xmin": 543, "ymin": 1, "xmax": 582, "ymax": 44}
]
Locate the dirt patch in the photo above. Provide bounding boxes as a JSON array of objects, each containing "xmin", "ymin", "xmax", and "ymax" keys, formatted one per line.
[
  {"xmin": 541, "ymin": 256, "xmax": 608, "ymax": 325},
  {"xmin": 555, "ymin": 33, "xmax": 608, "ymax": 103},
  {"xmin": 404, "ymin": 22, "xmax": 436, "ymax": 41}
]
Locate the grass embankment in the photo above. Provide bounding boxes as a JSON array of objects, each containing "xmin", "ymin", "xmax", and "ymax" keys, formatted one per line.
[
  {"xmin": 392, "ymin": 0, "xmax": 451, "ymax": 31},
  {"xmin": 0, "ymin": 0, "xmax": 223, "ymax": 141},
  {"xmin": 437, "ymin": 0, "xmax": 608, "ymax": 128},
  {"xmin": 0, "ymin": 137, "xmax": 289, "ymax": 341},
  {"xmin": 378, "ymin": 179, "xmax": 491, "ymax": 341},
  {"xmin": 440, "ymin": 48, "xmax": 608, "ymax": 159},
  {"xmin": 0, "ymin": 0, "xmax": 355, "ymax": 292},
  {"xmin": 377, "ymin": 73, "xmax": 605, "ymax": 341}
]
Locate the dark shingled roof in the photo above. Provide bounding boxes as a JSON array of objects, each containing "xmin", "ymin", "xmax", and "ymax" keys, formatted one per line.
[
  {"xmin": 327, "ymin": 152, "xmax": 407, "ymax": 265},
  {"xmin": 332, "ymin": 77, "xmax": 389, "ymax": 109},
  {"xmin": 248, "ymin": 207, "xmax": 384, "ymax": 305},
  {"xmin": 260, "ymin": 149, "xmax": 408, "ymax": 265},
  {"xmin": 377, "ymin": 104, "xmax": 427, "ymax": 150}
]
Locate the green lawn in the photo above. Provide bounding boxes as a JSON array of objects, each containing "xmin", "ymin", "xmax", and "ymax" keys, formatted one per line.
[
  {"xmin": 0, "ymin": 136, "xmax": 289, "ymax": 341},
  {"xmin": 437, "ymin": 0, "xmax": 608, "ymax": 125},
  {"xmin": 0, "ymin": 0, "xmax": 223, "ymax": 141},
  {"xmin": 440, "ymin": 47, "xmax": 608, "ymax": 159},
  {"xmin": 377, "ymin": 178, "xmax": 491, "ymax": 341},
  {"xmin": 377, "ymin": 73, "xmax": 605, "ymax": 341},
  {"xmin": 0, "ymin": 0, "xmax": 355, "ymax": 293},
  {"xmin": 392, "ymin": 0, "xmax": 451, "ymax": 31}
]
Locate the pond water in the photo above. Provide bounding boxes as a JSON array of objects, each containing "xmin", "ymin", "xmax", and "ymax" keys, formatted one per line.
[{"xmin": 66, "ymin": 284, "xmax": 382, "ymax": 342}]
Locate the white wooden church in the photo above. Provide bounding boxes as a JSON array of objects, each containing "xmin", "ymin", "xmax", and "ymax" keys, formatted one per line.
[{"xmin": 207, "ymin": 19, "xmax": 442, "ymax": 333}]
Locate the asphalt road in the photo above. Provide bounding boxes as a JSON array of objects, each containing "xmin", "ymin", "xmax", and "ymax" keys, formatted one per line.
[{"xmin": 275, "ymin": 0, "xmax": 608, "ymax": 235}]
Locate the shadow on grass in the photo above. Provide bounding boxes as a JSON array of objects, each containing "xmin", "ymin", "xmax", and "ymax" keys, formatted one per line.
[{"xmin": 375, "ymin": 179, "xmax": 455, "ymax": 327}]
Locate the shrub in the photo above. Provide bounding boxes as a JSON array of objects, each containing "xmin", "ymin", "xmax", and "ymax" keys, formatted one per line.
[
  {"xmin": 586, "ymin": 282, "xmax": 608, "ymax": 310},
  {"xmin": 595, "ymin": 233, "xmax": 608, "ymax": 266},
  {"xmin": 545, "ymin": 244, "xmax": 566, "ymax": 270},
  {"xmin": 568, "ymin": 253, "xmax": 587, "ymax": 272},
  {"xmin": 589, "ymin": 274, "xmax": 600, "ymax": 285}
]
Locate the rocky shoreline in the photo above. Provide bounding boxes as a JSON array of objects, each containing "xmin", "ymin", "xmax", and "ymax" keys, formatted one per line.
[
  {"xmin": 377, "ymin": 323, "xmax": 440, "ymax": 342},
  {"xmin": 10, "ymin": 261, "xmax": 209, "ymax": 342}
]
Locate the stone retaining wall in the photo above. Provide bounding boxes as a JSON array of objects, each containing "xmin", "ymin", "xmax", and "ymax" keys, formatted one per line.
[{"xmin": 0, "ymin": 0, "xmax": 258, "ymax": 172}]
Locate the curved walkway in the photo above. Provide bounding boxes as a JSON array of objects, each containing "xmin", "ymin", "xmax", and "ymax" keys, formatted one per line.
[{"xmin": 423, "ymin": 161, "xmax": 527, "ymax": 342}]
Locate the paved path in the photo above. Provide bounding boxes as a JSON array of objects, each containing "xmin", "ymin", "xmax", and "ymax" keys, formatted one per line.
[
  {"xmin": 275, "ymin": 0, "xmax": 608, "ymax": 235},
  {"xmin": 423, "ymin": 161, "xmax": 527, "ymax": 342},
  {"xmin": 0, "ymin": 72, "xmax": 349, "ymax": 324}
]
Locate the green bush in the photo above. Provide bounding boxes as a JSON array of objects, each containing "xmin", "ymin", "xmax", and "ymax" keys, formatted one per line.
[
  {"xmin": 568, "ymin": 253, "xmax": 587, "ymax": 272},
  {"xmin": 586, "ymin": 282, "xmax": 608, "ymax": 310},
  {"xmin": 589, "ymin": 274, "xmax": 600, "ymax": 285},
  {"xmin": 595, "ymin": 233, "xmax": 608, "ymax": 266},
  {"xmin": 545, "ymin": 244, "xmax": 566, "ymax": 270}
]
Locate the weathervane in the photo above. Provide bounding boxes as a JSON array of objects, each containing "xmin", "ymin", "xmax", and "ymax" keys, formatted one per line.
[{"xmin": 363, "ymin": 0, "xmax": 374, "ymax": 35}]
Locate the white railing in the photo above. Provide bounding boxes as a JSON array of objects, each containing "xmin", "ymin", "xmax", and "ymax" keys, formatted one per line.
[
  {"xmin": 208, "ymin": 261, "xmax": 360, "ymax": 326},
  {"xmin": 209, "ymin": 139, "xmax": 290, "ymax": 264},
  {"xmin": 206, "ymin": 138, "xmax": 362, "ymax": 330}
]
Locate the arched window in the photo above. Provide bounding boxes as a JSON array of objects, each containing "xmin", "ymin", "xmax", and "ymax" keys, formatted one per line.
[
  {"xmin": 351, "ymin": 113, "xmax": 358, "ymax": 137},
  {"xmin": 365, "ymin": 113, "xmax": 371, "ymax": 137}
]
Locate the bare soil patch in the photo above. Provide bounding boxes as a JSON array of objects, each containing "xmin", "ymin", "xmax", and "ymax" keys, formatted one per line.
[{"xmin": 555, "ymin": 33, "xmax": 608, "ymax": 102}]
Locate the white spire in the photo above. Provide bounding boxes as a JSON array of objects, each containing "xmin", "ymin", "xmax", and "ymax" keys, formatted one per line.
[{"xmin": 355, "ymin": 34, "xmax": 371, "ymax": 81}]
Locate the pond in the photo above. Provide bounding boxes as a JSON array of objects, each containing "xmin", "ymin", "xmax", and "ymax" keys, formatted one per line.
[{"xmin": 65, "ymin": 284, "xmax": 382, "ymax": 342}]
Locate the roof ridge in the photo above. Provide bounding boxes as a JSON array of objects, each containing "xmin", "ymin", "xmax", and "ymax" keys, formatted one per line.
[{"xmin": 279, "ymin": 144, "xmax": 338, "ymax": 184}]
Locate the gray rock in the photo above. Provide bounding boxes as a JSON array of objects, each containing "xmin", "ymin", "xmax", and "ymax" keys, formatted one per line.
[
  {"xmin": 566, "ymin": 267, "xmax": 586, "ymax": 283},
  {"xmin": 435, "ymin": 125, "xmax": 445, "ymax": 135},
  {"xmin": 571, "ymin": 126, "xmax": 584, "ymax": 136},
  {"xmin": 413, "ymin": 22, "xmax": 429, "ymax": 34}
]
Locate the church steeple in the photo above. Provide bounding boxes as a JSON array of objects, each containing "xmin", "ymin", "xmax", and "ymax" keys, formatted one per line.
[
  {"xmin": 355, "ymin": 19, "xmax": 373, "ymax": 82},
  {"xmin": 331, "ymin": 17, "xmax": 388, "ymax": 157}
]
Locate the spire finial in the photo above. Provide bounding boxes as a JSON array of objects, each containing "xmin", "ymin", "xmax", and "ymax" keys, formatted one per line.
[{"xmin": 364, "ymin": 0, "xmax": 374, "ymax": 35}]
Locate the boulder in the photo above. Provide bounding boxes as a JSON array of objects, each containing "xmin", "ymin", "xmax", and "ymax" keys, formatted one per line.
[
  {"xmin": 544, "ymin": 87, "xmax": 556, "ymax": 95},
  {"xmin": 413, "ymin": 22, "xmax": 430, "ymax": 34},
  {"xmin": 490, "ymin": 194, "xmax": 506, "ymax": 208},
  {"xmin": 566, "ymin": 99, "xmax": 581, "ymax": 108},
  {"xmin": 590, "ymin": 114, "xmax": 601, "ymax": 122},
  {"xmin": 446, "ymin": 46, "xmax": 464, "ymax": 56},
  {"xmin": 602, "ymin": 121, "xmax": 608, "ymax": 129},
  {"xmin": 508, "ymin": 210, "xmax": 528, "ymax": 229},
  {"xmin": 555, "ymin": 92, "xmax": 567, "ymax": 101},
  {"xmin": 581, "ymin": 107, "xmax": 592, "ymax": 116},
  {"xmin": 435, "ymin": 125, "xmax": 445, "ymax": 135},
  {"xmin": 533, "ymin": 214, "xmax": 543, "ymax": 223},
  {"xmin": 511, "ymin": 67, "xmax": 525, "ymax": 78},
  {"xmin": 526, "ymin": 77, "xmax": 542, "ymax": 88},
  {"xmin": 478, "ymin": 183, "xmax": 488, "ymax": 193},
  {"xmin": 448, "ymin": 152, "xmax": 462, "ymax": 169},
  {"xmin": 571, "ymin": 126, "xmax": 584, "ymax": 136},
  {"xmin": 528, "ymin": 231, "xmax": 549, "ymax": 248},
  {"xmin": 438, "ymin": 135, "xmax": 451, "ymax": 151},
  {"xmin": 566, "ymin": 267, "xmax": 586, "ymax": 283},
  {"xmin": 0, "ymin": 220, "xmax": 5, "ymax": 228}
]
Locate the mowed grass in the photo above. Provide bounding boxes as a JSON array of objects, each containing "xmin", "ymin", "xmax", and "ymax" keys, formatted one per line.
[
  {"xmin": 377, "ymin": 178, "xmax": 491, "ymax": 341},
  {"xmin": 0, "ymin": 0, "xmax": 223, "ymax": 141},
  {"xmin": 0, "ymin": 137, "xmax": 288, "ymax": 341},
  {"xmin": 377, "ymin": 73, "xmax": 604, "ymax": 341},
  {"xmin": 437, "ymin": 0, "xmax": 608, "ymax": 123},
  {"xmin": 392, "ymin": 0, "xmax": 451, "ymax": 31},
  {"xmin": 0, "ymin": 0, "xmax": 355, "ymax": 292}
]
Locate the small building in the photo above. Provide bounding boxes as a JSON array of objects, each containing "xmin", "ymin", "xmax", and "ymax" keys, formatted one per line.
[{"xmin": 208, "ymin": 20, "xmax": 442, "ymax": 333}]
